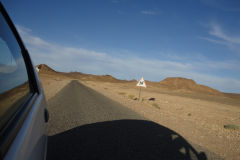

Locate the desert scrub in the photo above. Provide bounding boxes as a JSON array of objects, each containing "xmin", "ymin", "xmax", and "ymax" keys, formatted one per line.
[
  {"xmin": 128, "ymin": 94, "xmax": 135, "ymax": 100},
  {"xmin": 152, "ymin": 103, "xmax": 160, "ymax": 109},
  {"xmin": 118, "ymin": 92, "xmax": 126, "ymax": 95},
  {"xmin": 224, "ymin": 124, "xmax": 240, "ymax": 130},
  {"xmin": 188, "ymin": 113, "xmax": 191, "ymax": 116},
  {"xmin": 104, "ymin": 88, "xmax": 108, "ymax": 90}
]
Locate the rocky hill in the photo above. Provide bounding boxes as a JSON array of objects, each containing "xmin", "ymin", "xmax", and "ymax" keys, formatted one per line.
[
  {"xmin": 37, "ymin": 64, "xmax": 237, "ymax": 96},
  {"xmin": 67, "ymin": 72, "xmax": 127, "ymax": 83},
  {"xmin": 36, "ymin": 64, "xmax": 128, "ymax": 83},
  {"xmin": 159, "ymin": 77, "xmax": 222, "ymax": 95},
  {"xmin": 36, "ymin": 64, "xmax": 57, "ymax": 73}
]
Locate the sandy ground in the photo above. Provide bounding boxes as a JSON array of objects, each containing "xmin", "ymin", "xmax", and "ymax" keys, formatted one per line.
[
  {"xmin": 39, "ymin": 74, "xmax": 72, "ymax": 101},
  {"xmin": 40, "ymin": 74, "xmax": 240, "ymax": 160}
]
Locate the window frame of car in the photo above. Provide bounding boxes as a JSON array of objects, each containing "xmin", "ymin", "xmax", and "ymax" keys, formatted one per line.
[{"xmin": 0, "ymin": 2, "xmax": 41, "ymax": 159}]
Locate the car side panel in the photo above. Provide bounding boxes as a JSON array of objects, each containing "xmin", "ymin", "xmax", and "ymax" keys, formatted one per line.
[{"xmin": 4, "ymin": 93, "xmax": 47, "ymax": 160}]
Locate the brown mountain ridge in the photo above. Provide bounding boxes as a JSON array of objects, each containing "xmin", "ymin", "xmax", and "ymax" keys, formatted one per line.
[
  {"xmin": 36, "ymin": 64, "xmax": 239, "ymax": 98},
  {"xmin": 159, "ymin": 77, "xmax": 222, "ymax": 95}
]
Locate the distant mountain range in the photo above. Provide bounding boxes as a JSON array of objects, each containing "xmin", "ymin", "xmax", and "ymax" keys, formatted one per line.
[
  {"xmin": 36, "ymin": 64, "xmax": 240, "ymax": 98},
  {"xmin": 36, "ymin": 64, "xmax": 135, "ymax": 83}
]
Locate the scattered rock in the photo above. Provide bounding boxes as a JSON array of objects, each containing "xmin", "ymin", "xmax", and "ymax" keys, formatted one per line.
[{"xmin": 149, "ymin": 97, "xmax": 155, "ymax": 101}]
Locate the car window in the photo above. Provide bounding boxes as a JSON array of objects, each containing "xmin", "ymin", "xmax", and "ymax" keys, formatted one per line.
[{"xmin": 0, "ymin": 12, "xmax": 30, "ymax": 131}]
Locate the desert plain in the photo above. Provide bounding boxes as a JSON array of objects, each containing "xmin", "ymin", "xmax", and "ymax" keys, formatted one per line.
[{"xmin": 38, "ymin": 64, "xmax": 240, "ymax": 160}]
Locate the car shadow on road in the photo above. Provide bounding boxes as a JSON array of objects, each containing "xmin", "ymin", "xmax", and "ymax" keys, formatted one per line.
[{"xmin": 47, "ymin": 119, "xmax": 207, "ymax": 160}]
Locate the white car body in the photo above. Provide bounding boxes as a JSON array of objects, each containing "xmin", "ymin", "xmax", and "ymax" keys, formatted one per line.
[{"xmin": 0, "ymin": 2, "xmax": 48, "ymax": 160}]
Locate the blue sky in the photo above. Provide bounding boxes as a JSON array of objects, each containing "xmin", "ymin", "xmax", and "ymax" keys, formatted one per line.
[{"xmin": 3, "ymin": 0, "xmax": 240, "ymax": 93}]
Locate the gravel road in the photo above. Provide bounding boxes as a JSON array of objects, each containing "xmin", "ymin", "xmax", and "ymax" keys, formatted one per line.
[{"xmin": 46, "ymin": 80, "xmax": 219, "ymax": 160}]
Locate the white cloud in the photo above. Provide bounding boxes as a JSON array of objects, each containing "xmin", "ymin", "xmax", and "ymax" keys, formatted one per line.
[
  {"xmin": 200, "ymin": 23, "xmax": 240, "ymax": 54},
  {"xmin": 16, "ymin": 25, "xmax": 240, "ymax": 93},
  {"xmin": 199, "ymin": 36, "xmax": 228, "ymax": 46},
  {"xmin": 141, "ymin": 10, "xmax": 157, "ymax": 15},
  {"xmin": 209, "ymin": 23, "xmax": 240, "ymax": 44}
]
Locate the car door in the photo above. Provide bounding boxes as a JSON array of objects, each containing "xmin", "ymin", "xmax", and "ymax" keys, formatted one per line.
[{"xmin": 0, "ymin": 3, "xmax": 48, "ymax": 160}]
